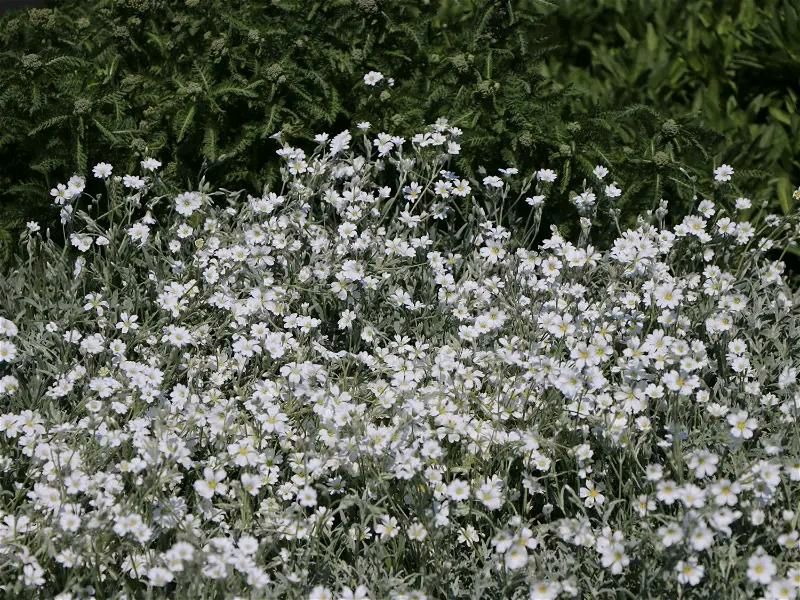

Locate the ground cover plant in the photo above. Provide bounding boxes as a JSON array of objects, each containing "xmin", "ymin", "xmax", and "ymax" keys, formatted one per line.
[
  {"xmin": 1, "ymin": 122, "xmax": 800, "ymax": 598},
  {"xmin": 0, "ymin": 0, "xmax": 722, "ymax": 264}
]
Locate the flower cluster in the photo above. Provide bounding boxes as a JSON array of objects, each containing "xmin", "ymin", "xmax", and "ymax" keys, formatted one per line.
[{"xmin": 1, "ymin": 121, "xmax": 800, "ymax": 599}]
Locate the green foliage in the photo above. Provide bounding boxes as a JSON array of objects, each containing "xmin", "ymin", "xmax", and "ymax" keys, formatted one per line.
[
  {"xmin": 0, "ymin": 0, "xmax": 718, "ymax": 260},
  {"xmin": 537, "ymin": 0, "xmax": 800, "ymax": 214}
]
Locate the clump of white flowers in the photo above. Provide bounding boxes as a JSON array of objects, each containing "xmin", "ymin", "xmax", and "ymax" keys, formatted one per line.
[{"xmin": 1, "ymin": 119, "xmax": 800, "ymax": 599}]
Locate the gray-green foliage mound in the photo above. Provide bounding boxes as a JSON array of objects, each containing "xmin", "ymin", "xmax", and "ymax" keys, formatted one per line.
[{"xmin": 1, "ymin": 124, "xmax": 800, "ymax": 598}]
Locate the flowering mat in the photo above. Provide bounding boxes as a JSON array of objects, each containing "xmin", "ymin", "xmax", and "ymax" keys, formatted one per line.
[{"xmin": 1, "ymin": 122, "xmax": 800, "ymax": 599}]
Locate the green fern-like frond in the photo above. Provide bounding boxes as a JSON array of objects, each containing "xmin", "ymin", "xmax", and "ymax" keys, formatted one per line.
[{"xmin": 28, "ymin": 115, "xmax": 71, "ymax": 137}]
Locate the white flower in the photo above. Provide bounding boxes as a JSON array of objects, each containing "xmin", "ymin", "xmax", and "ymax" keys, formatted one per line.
[
  {"xmin": 0, "ymin": 341, "xmax": 17, "ymax": 363},
  {"xmin": 526, "ymin": 195, "xmax": 545, "ymax": 207},
  {"xmin": 766, "ymin": 579, "xmax": 797, "ymax": 600},
  {"xmin": 338, "ymin": 309, "xmax": 357, "ymax": 330},
  {"xmin": 504, "ymin": 544, "xmax": 528, "ymax": 570},
  {"xmin": 403, "ymin": 181, "xmax": 423, "ymax": 201},
  {"xmin": 529, "ymin": 581, "xmax": 561, "ymax": 600},
  {"xmin": 67, "ymin": 175, "xmax": 85, "ymax": 196},
  {"xmin": 579, "ymin": 480, "xmax": 605, "ymax": 508},
  {"xmin": 92, "ymin": 162, "xmax": 113, "ymax": 178},
  {"xmin": 446, "ymin": 479, "xmax": 470, "ymax": 501},
  {"xmin": 407, "ymin": 522, "xmax": 428, "ymax": 541},
  {"xmin": 0, "ymin": 375, "xmax": 19, "ymax": 396},
  {"xmin": 330, "ymin": 130, "xmax": 352, "ymax": 155},
  {"xmin": 374, "ymin": 515, "xmax": 400, "ymax": 540},
  {"xmin": 476, "ymin": 479, "xmax": 503, "ymax": 510},
  {"xmin": 193, "ymin": 467, "xmax": 227, "ymax": 499},
  {"xmin": 363, "ymin": 71, "xmax": 384, "ymax": 86},
  {"xmin": 115, "ymin": 312, "xmax": 140, "ymax": 334},
  {"xmin": 175, "ymin": 191, "xmax": 203, "ymax": 216},
  {"xmin": 727, "ymin": 410, "xmax": 757, "ymax": 439},
  {"xmin": 60, "ymin": 205, "xmax": 73, "ymax": 224},
  {"xmin": 688, "ymin": 526, "xmax": 713, "ymax": 551},
  {"xmin": 339, "ymin": 585, "xmax": 370, "ymax": 600},
  {"xmin": 653, "ymin": 283, "xmax": 683, "ymax": 309},
  {"xmin": 574, "ymin": 190, "xmax": 596, "ymax": 209},
  {"xmin": 604, "ymin": 183, "xmax": 622, "ymax": 198},
  {"xmin": 0, "ymin": 318, "xmax": 18, "ymax": 338},
  {"xmin": 70, "ymin": 234, "xmax": 92, "ymax": 252},
  {"xmin": 123, "ymin": 174, "xmax": 146, "ymax": 189},
  {"xmin": 50, "ymin": 183, "xmax": 71, "ymax": 204},
  {"xmin": 482, "ymin": 175, "xmax": 503, "ymax": 189},
  {"xmin": 309, "ymin": 586, "xmax": 333, "ymax": 600},
  {"xmin": 452, "ymin": 179, "xmax": 471, "ymax": 197},
  {"xmin": 141, "ymin": 157, "xmax": 162, "ymax": 171},
  {"xmin": 148, "ymin": 567, "xmax": 174, "ymax": 586},
  {"xmin": 713, "ymin": 164, "xmax": 734, "ymax": 182},
  {"xmin": 676, "ymin": 558, "xmax": 705, "ymax": 586},
  {"xmin": 162, "ymin": 325, "xmax": 194, "ymax": 348},
  {"xmin": 433, "ymin": 180, "xmax": 452, "ymax": 197},
  {"xmin": 779, "ymin": 366, "xmax": 798, "ymax": 390},
  {"xmin": 599, "ymin": 544, "xmax": 629, "ymax": 575},
  {"xmin": 297, "ymin": 485, "xmax": 318, "ymax": 507},
  {"xmin": 536, "ymin": 168, "xmax": 557, "ymax": 182},
  {"xmin": 656, "ymin": 480, "xmax": 680, "ymax": 505},
  {"xmin": 593, "ymin": 165, "xmax": 609, "ymax": 179},
  {"xmin": 747, "ymin": 551, "xmax": 776, "ymax": 585}
]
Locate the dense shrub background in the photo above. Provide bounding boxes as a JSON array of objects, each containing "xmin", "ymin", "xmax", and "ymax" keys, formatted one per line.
[
  {"xmin": 539, "ymin": 0, "xmax": 800, "ymax": 213},
  {"xmin": 0, "ymin": 0, "xmax": 797, "ymax": 264}
]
